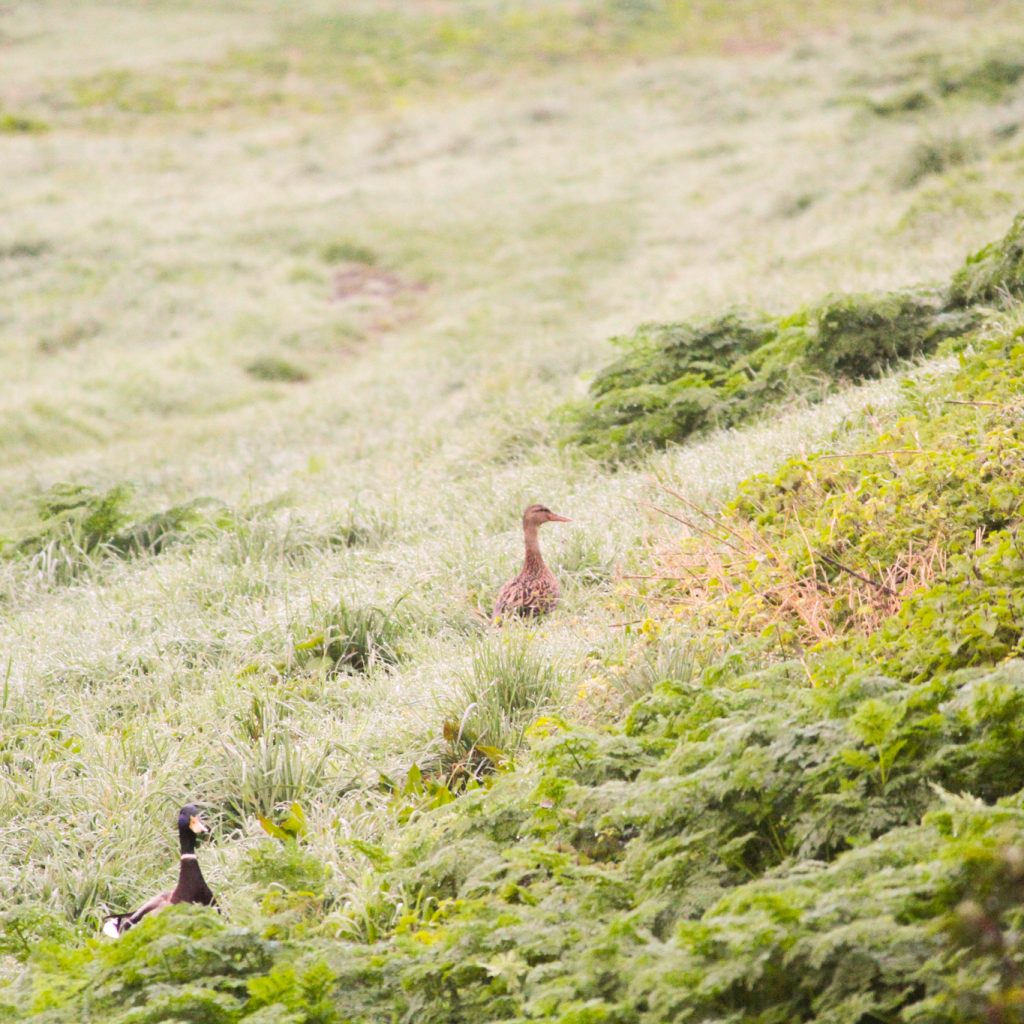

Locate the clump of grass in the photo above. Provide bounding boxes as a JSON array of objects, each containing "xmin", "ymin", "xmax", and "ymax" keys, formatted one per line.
[
  {"xmin": 223, "ymin": 731, "xmax": 329, "ymax": 822},
  {"xmin": 245, "ymin": 355, "xmax": 310, "ymax": 383},
  {"xmin": 325, "ymin": 503, "xmax": 397, "ymax": 550},
  {"xmin": 440, "ymin": 633, "xmax": 563, "ymax": 761},
  {"xmin": 220, "ymin": 708, "xmax": 338, "ymax": 825},
  {"xmin": 37, "ymin": 319, "xmax": 101, "ymax": 354},
  {"xmin": 554, "ymin": 527, "xmax": 616, "ymax": 587},
  {"xmin": 112, "ymin": 499, "xmax": 217, "ymax": 557},
  {"xmin": 623, "ymin": 634, "xmax": 695, "ymax": 697},
  {"xmin": 293, "ymin": 597, "xmax": 407, "ymax": 675},
  {"xmin": 0, "ymin": 239, "xmax": 51, "ymax": 260},
  {"xmin": 894, "ymin": 134, "xmax": 977, "ymax": 189},
  {"xmin": 0, "ymin": 112, "xmax": 49, "ymax": 134},
  {"xmin": 866, "ymin": 50, "xmax": 1024, "ymax": 117},
  {"xmin": 867, "ymin": 86, "xmax": 933, "ymax": 117},
  {"xmin": 12, "ymin": 483, "xmax": 132, "ymax": 577},
  {"xmin": 220, "ymin": 503, "xmax": 396, "ymax": 570},
  {"xmin": 319, "ymin": 240, "xmax": 378, "ymax": 265},
  {"xmin": 774, "ymin": 190, "xmax": 819, "ymax": 218},
  {"xmin": 936, "ymin": 54, "xmax": 1024, "ymax": 101},
  {"xmin": 71, "ymin": 68, "xmax": 179, "ymax": 114}
]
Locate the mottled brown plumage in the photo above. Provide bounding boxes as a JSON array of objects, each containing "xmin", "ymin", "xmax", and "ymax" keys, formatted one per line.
[
  {"xmin": 102, "ymin": 805, "xmax": 215, "ymax": 938},
  {"xmin": 492, "ymin": 504, "xmax": 571, "ymax": 622}
]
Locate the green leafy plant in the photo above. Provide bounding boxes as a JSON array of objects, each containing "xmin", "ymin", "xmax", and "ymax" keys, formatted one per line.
[
  {"xmin": 318, "ymin": 240, "xmax": 378, "ymax": 265},
  {"xmin": 843, "ymin": 697, "xmax": 906, "ymax": 787}
]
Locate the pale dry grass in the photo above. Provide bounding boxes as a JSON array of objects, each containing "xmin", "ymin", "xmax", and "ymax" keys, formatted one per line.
[{"xmin": 654, "ymin": 492, "xmax": 949, "ymax": 645}]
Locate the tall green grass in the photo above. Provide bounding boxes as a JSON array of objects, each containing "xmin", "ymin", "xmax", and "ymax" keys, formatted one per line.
[{"xmin": 441, "ymin": 632, "xmax": 565, "ymax": 757}]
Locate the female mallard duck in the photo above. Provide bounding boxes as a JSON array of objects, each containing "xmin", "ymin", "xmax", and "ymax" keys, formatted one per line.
[
  {"xmin": 492, "ymin": 504, "xmax": 571, "ymax": 622},
  {"xmin": 102, "ymin": 804, "xmax": 215, "ymax": 937}
]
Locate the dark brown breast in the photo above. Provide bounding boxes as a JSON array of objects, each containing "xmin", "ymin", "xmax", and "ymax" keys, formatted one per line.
[{"xmin": 171, "ymin": 858, "xmax": 215, "ymax": 906}]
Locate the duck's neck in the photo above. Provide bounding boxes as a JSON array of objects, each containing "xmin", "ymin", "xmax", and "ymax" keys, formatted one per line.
[
  {"xmin": 179, "ymin": 828, "xmax": 197, "ymax": 857},
  {"xmin": 177, "ymin": 828, "xmax": 204, "ymax": 887},
  {"xmin": 523, "ymin": 523, "xmax": 545, "ymax": 573},
  {"xmin": 176, "ymin": 848, "xmax": 207, "ymax": 899}
]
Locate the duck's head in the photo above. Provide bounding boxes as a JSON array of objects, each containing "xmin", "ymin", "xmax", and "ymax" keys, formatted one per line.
[
  {"xmin": 177, "ymin": 804, "xmax": 208, "ymax": 838},
  {"xmin": 523, "ymin": 504, "xmax": 571, "ymax": 528}
]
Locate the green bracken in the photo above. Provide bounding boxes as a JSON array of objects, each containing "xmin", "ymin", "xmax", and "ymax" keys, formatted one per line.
[
  {"xmin": 2, "ymin": 484, "xmax": 221, "ymax": 581},
  {"xmin": 563, "ymin": 287, "xmax": 980, "ymax": 460},
  {"xmin": 949, "ymin": 209, "xmax": 1024, "ymax": 306}
]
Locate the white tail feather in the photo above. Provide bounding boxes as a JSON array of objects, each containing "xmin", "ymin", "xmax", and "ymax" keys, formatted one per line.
[{"xmin": 101, "ymin": 918, "xmax": 122, "ymax": 938}]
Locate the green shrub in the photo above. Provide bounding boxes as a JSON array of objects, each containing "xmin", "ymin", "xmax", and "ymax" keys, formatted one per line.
[
  {"xmin": 657, "ymin": 328, "xmax": 1024, "ymax": 660},
  {"xmin": 936, "ymin": 54, "xmax": 1024, "ymax": 100},
  {"xmin": 13, "ymin": 483, "xmax": 132, "ymax": 567},
  {"xmin": 806, "ymin": 289, "xmax": 975, "ymax": 377},
  {"xmin": 949, "ymin": 209, "xmax": 1024, "ymax": 305},
  {"xmin": 564, "ymin": 211, "xmax": 1024, "ymax": 461},
  {"xmin": 0, "ymin": 239, "xmax": 50, "ymax": 259},
  {"xmin": 866, "ymin": 50, "xmax": 1024, "ymax": 118},
  {"xmin": 563, "ymin": 288, "xmax": 979, "ymax": 459},
  {"xmin": 589, "ymin": 310, "xmax": 775, "ymax": 393},
  {"xmin": 563, "ymin": 310, "xmax": 793, "ymax": 457},
  {"xmin": 940, "ymin": 840, "xmax": 1024, "ymax": 1022}
]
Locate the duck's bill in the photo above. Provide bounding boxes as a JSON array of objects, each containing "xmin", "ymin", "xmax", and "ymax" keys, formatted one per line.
[
  {"xmin": 189, "ymin": 815, "xmax": 208, "ymax": 834},
  {"xmin": 548, "ymin": 513, "xmax": 572, "ymax": 522}
]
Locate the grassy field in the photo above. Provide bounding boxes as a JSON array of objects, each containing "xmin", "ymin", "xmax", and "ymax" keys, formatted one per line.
[{"xmin": 3, "ymin": 1, "xmax": 1024, "ymax": 1018}]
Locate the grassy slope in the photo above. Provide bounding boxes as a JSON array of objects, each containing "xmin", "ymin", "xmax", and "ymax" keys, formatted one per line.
[{"xmin": 3, "ymin": 0, "xmax": 1024, "ymax": 1020}]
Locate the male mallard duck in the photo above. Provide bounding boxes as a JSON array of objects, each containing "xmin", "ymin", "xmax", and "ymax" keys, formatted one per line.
[
  {"xmin": 492, "ymin": 504, "xmax": 571, "ymax": 622},
  {"xmin": 102, "ymin": 804, "xmax": 215, "ymax": 937}
]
